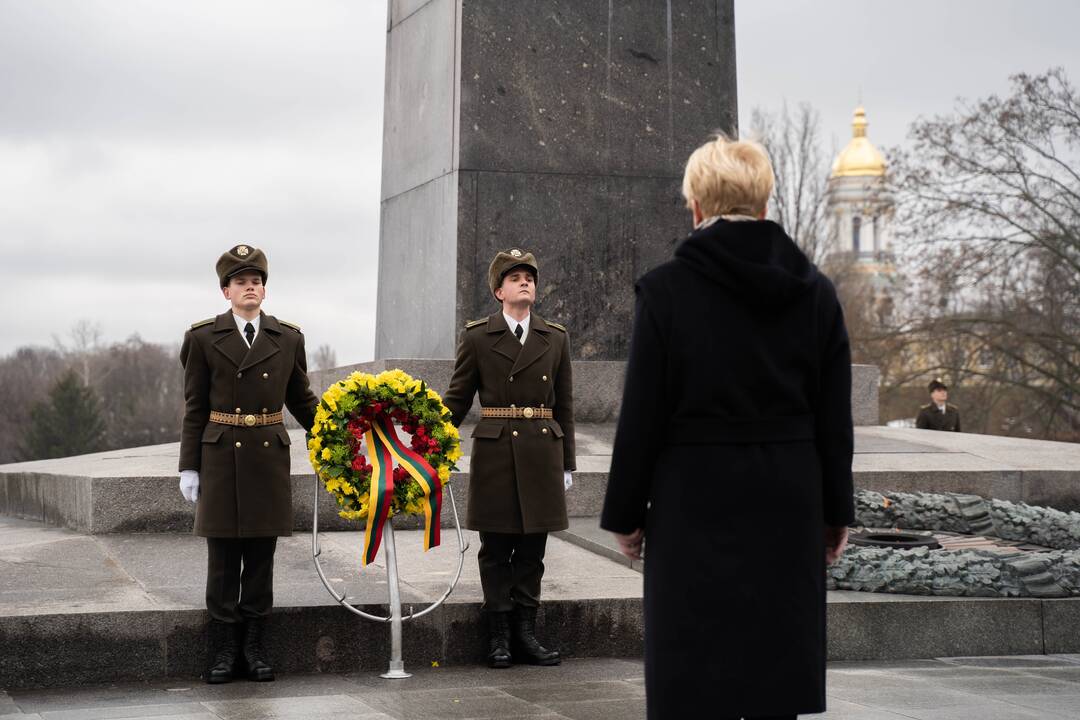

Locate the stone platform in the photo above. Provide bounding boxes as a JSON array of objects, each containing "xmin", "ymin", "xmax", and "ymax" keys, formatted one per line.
[
  {"xmin": 4, "ymin": 423, "xmax": 1080, "ymax": 536},
  {"xmin": 2, "ymin": 514, "xmax": 1080, "ymax": 690}
]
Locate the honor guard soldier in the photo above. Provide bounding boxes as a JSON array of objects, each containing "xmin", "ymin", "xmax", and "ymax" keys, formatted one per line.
[
  {"xmin": 178, "ymin": 244, "xmax": 318, "ymax": 683},
  {"xmin": 916, "ymin": 378, "xmax": 962, "ymax": 432},
  {"xmin": 443, "ymin": 248, "xmax": 576, "ymax": 669}
]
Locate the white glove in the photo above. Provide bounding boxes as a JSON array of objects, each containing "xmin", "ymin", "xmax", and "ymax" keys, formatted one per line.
[
  {"xmin": 564, "ymin": 471, "xmax": 573, "ymax": 491},
  {"xmin": 180, "ymin": 470, "xmax": 200, "ymax": 503}
]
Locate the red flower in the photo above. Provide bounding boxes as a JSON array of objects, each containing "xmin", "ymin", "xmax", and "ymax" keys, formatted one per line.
[
  {"xmin": 416, "ymin": 425, "xmax": 428, "ymax": 437},
  {"xmin": 351, "ymin": 454, "xmax": 367, "ymax": 471}
]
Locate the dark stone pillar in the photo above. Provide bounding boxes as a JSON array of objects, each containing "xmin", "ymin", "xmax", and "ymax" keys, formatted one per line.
[{"xmin": 376, "ymin": 0, "xmax": 737, "ymax": 359}]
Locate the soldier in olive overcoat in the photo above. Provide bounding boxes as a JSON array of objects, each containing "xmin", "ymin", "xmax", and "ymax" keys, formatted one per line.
[
  {"xmin": 916, "ymin": 378, "xmax": 962, "ymax": 431},
  {"xmin": 178, "ymin": 244, "xmax": 318, "ymax": 684},
  {"xmin": 443, "ymin": 248, "xmax": 575, "ymax": 669}
]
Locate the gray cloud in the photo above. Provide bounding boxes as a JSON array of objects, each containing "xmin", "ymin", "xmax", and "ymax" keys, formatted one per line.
[
  {"xmin": 0, "ymin": 0, "xmax": 385, "ymax": 363},
  {"xmin": 737, "ymin": 0, "xmax": 1080, "ymax": 152},
  {"xmin": 3, "ymin": 0, "xmax": 1080, "ymax": 368}
]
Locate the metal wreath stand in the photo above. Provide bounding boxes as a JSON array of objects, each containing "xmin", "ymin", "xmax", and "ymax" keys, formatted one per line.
[{"xmin": 311, "ymin": 470, "xmax": 469, "ymax": 679}]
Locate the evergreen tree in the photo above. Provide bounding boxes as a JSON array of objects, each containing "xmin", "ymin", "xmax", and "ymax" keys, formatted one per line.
[{"xmin": 21, "ymin": 370, "xmax": 107, "ymax": 460}]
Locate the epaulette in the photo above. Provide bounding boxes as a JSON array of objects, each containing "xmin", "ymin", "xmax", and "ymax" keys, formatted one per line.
[
  {"xmin": 920, "ymin": 403, "xmax": 932, "ymax": 410},
  {"xmin": 190, "ymin": 318, "xmax": 214, "ymax": 330},
  {"xmin": 279, "ymin": 320, "xmax": 302, "ymax": 332},
  {"xmin": 548, "ymin": 321, "xmax": 567, "ymax": 332},
  {"xmin": 465, "ymin": 318, "xmax": 486, "ymax": 329}
]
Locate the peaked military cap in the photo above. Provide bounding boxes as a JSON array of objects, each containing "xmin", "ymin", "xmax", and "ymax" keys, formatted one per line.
[
  {"xmin": 488, "ymin": 248, "xmax": 538, "ymax": 299},
  {"xmin": 216, "ymin": 244, "xmax": 268, "ymax": 287},
  {"xmin": 928, "ymin": 378, "xmax": 948, "ymax": 393}
]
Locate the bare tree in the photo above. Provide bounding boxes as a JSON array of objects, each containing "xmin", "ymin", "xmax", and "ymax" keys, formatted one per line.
[
  {"xmin": 0, "ymin": 331, "xmax": 185, "ymax": 462},
  {"xmin": 891, "ymin": 68, "xmax": 1080, "ymax": 440},
  {"xmin": 751, "ymin": 102, "xmax": 831, "ymax": 263},
  {"xmin": 311, "ymin": 344, "xmax": 338, "ymax": 372}
]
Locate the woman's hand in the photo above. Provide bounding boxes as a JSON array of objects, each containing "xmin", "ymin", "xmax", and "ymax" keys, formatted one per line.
[
  {"xmin": 825, "ymin": 525, "xmax": 849, "ymax": 565},
  {"xmin": 613, "ymin": 528, "xmax": 645, "ymax": 561}
]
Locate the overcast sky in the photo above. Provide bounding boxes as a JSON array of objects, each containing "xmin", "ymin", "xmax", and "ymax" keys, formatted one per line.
[{"xmin": 1, "ymin": 1, "xmax": 1078, "ymax": 363}]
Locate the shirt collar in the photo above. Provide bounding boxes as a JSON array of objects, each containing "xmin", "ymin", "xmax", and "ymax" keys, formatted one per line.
[
  {"xmin": 233, "ymin": 313, "xmax": 260, "ymax": 335},
  {"xmin": 503, "ymin": 312, "xmax": 530, "ymax": 341}
]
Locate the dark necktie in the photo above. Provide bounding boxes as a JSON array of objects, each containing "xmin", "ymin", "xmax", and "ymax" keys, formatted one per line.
[
  {"xmin": 244, "ymin": 322, "xmax": 255, "ymax": 347},
  {"xmin": 514, "ymin": 324, "xmax": 524, "ymax": 342}
]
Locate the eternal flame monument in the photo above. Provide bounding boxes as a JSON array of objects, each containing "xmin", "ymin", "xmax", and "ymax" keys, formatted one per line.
[{"xmin": 2, "ymin": 0, "xmax": 1080, "ymax": 689}]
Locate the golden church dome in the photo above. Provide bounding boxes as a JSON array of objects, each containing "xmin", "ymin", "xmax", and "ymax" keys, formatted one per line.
[{"xmin": 830, "ymin": 106, "xmax": 886, "ymax": 178}]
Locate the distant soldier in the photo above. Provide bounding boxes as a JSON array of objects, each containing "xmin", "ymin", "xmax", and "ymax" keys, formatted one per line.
[
  {"xmin": 178, "ymin": 245, "xmax": 318, "ymax": 684},
  {"xmin": 443, "ymin": 248, "xmax": 575, "ymax": 669},
  {"xmin": 916, "ymin": 378, "xmax": 961, "ymax": 432}
]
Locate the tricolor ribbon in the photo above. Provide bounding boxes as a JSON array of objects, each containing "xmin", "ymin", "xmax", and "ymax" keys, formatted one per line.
[{"xmin": 361, "ymin": 415, "xmax": 443, "ymax": 566}]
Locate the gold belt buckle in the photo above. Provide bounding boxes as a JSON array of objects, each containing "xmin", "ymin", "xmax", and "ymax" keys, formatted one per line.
[
  {"xmin": 243, "ymin": 414, "xmax": 257, "ymax": 427},
  {"xmin": 522, "ymin": 407, "xmax": 535, "ymax": 419}
]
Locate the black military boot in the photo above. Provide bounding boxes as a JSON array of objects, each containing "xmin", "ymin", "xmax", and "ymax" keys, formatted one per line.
[
  {"xmin": 486, "ymin": 611, "xmax": 513, "ymax": 669},
  {"xmin": 242, "ymin": 618, "xmax": 276, "ymax": 682},
  {"xmin": 207, "ymin": 621, "xmax": 240, "ymax": 684},
  {"xmin": 511, "ymin": 605, "xmax": 560, "ymax": 666}
]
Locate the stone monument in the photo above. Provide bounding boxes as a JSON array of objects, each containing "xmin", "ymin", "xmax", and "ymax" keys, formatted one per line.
[{"xmin": 376, "ymin": 0, "xmax": 738, "ymax": 360}]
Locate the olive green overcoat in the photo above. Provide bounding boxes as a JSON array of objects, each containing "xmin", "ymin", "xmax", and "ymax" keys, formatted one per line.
[
  {"xmin": 916, "ymin": 403, "xmax": 962, "ymax": 432},
  {"xmin": 179, "ymin": 311, "xmax": 318, "ymax": 538},
  {"xmin": 443, "ymin": 312, "xmax": 576, "ymax": 534}
]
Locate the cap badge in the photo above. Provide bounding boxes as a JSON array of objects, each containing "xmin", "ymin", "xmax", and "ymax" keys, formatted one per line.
[
  {"xmin": 510, "ymin": 249, "xmax": 522, "ymax": 258},
  {"xmin": 236, "ymin": 245, "xmax": 250, "ymax": 257}
]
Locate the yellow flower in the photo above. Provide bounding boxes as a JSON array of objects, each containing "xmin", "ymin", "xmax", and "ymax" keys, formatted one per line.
[
  {"xmin": 437, "ymin": 465, "xmax": 451, "ymax": 483},
  {"xmin": 447, "ymin": 446, "xmax": 462, "ymax": 462},
  {"xmin": 321, "ymin": 448, "xmax": 332, "ymax": 461}
]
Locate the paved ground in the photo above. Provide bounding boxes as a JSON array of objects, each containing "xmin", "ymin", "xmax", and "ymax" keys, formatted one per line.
[
  {"xmin": 0, "ymin": 516, "xmax": 641, "ymax": 616},
  {"xmin": 3, "ymin": 655, "xmax": 1080, "ymax": 719}
]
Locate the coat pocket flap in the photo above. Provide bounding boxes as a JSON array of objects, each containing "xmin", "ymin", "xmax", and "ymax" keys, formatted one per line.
[
  {"xmin": 547, "ymin": 420, "xmax": 564, "ymax": 438},
  {"xmin": 276, "ymin": 427, "xmax": 291, "ymax": 446},
  {"xmin": 201, "ymin": 424, "xmax": 225, "ymax": 444},
  {"xmin": 471, "ymin": 422, "xmax": 504, "ymax": 440}
]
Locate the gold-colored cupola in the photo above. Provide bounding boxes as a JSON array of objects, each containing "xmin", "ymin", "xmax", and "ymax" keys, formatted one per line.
[{"xmin": 830, "ymin": 106, "xmax": 886, "ymax": 178}]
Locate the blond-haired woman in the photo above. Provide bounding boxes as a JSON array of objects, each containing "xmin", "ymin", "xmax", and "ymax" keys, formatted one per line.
[{"xmin": 601, "ymin": 136, "xmax": 853, "ymax": 719}]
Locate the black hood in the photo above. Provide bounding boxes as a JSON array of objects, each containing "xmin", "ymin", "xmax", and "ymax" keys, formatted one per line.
[{"xmin": 674, "ymin": 219, "xmax": 818, "ymax": 307}]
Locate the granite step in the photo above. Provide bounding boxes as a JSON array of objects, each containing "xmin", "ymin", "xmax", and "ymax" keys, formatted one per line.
[{"xmin": 2, "ymin": 515, "xmax": 1080, "ymax": 689}]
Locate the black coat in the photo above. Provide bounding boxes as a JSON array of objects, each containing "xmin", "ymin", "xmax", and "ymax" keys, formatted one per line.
[{"xmin": 600, "ymin": 218, "xmax": 855, "ymax": 719}]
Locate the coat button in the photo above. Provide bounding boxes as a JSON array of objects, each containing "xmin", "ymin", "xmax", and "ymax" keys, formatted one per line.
[
  {"xmin": 542, "ymin": 375, "xmax": 548, "ymax": 381},
  {"xmin": 510, "ymin": 404, "xmax": 516, "ymax": 408},
  {"xmin": 235, "ymin": 441, "xmax": 242, "ymax": 448},
  {"xmin": 512, "ymin": 430, "xmax": 519, "ymax": 437},
  {"xmin": 542, "ymin": 428, "xmax": 549, "ymax": 434},
  {"xmin": 237, "ymin": 372, "xmax": 243, "ymax": 378},
  {"xmin": 235, "ymin": 407, "xmax": 242, "ymax": 413},
  {"xmin": 262, "ymin": 408, "xmax": 268, "ymax": 413},
  {"xmin": 509, "ymin": 375, "xmax": 514, "ymax": 382},
  {"xmin": 263, "ymin": 372, "xmax": 269, "ymax": 379},
  {"xmin": 263, "ymin": 441, "xmax": 270, "ymax": 447}
]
